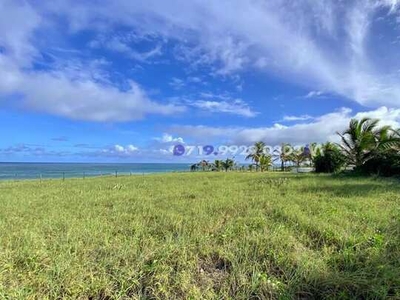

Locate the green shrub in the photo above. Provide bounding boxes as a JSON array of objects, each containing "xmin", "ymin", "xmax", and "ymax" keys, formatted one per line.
[
  {"xmin": 360, "ymin": 151, "xmax": 400, "ymax": 176},
  {"xmin": 314, "ymin": 143, "xmax": 346, "ymax": 173}
]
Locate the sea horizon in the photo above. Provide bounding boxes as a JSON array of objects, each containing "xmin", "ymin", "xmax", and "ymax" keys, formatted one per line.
[{"xmin": 0, "ymin": 162, "xmax": 193, "ymax": 180}]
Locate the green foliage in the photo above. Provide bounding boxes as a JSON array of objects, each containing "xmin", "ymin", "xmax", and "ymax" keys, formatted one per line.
[
  {"xmin": 0, "ymin": 173, "xmax": 399, "ymax": 299},
  {"xmin": 360, "ymin": 150, "xmax": 400, "ymax": 176},
  {"xmin": 338, "ymin": 118, "xmax": 400, "ymax": 176},
  {"xmin": 314, "ymin": 143, "xmax": 346, "ymax": 173},
  {"xmin": 191, "ymin": 160, "xmax": 212, "ymax": 171},
  {"xmin": 245, "ymin": 141, "xmax": 266, "ymax": 170},
  {"xmin": 213, "ymin": 159, "xmax": 223, "ymax": 171},
  {"xmin": 221, "ymin": 158, "xmax": 235, "ymax": 171},
  {"xmin": 259, "ymin": 154, "xmax": 272, "ymax": 172},
  {"xmin": 273, "ymin": 143, "xmax": 292, "ymax": 171},
  {"xmin": 338, "ymin": 118, "xmax": 400, "ymax": 168},
  {"xmin": 288, "ymin": 146, "xmax": 313, "ymax": 167},
  {"xmin": 338, "ymin": 118, "xmax": 380, "ymax": 167}
]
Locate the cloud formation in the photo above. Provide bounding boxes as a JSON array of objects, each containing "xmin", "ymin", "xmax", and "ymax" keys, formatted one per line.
[
  {"xmin": 282, "ymin": 115, "xmax": 314, "ymax": 122},
  {"xmin": 170, "ymin": 106, "xmax": 400, "ymax": 145},
  {"xmin": 2, "ymin": 0, "xmax": 400, "ymax": 127},
  {"xmin": 39, "ymin": 0, "xmax": 400, "ymax": 107},
  {"xmin": 0, "ymin": 0, "xmax": 184, "ymax": 122},
  {"xmin": 190, "ymin": 99, "xmax": 258, "ymax": 117}
]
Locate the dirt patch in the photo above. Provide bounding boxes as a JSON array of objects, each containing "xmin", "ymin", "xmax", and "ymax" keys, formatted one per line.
[{"xmin": 197, "ymin": 253, "xmax": 232, "ymax": 291}]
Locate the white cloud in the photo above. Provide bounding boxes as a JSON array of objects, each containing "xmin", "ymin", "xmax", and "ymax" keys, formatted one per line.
[
  {"xmin": 0, "ymin": 0, "xmax": 41, "ymax": 66},
  {"xmin": 187, "ymin": 76, "xmax": 203, "ymax": 83},
  {"xmin": 305, "ymin": 91, "xmax": 325, "ymax": 98},
  {"xmin": 90, "ymin": 34, "xmax": 163, "ymax": 62},
  {"xmin": 353, "ymin": 106, "xmax": 400, "ymax": 129},
  {"xmin": 102, "ymin": 144, "xmax": 139, "ymax": 156},
  {"xmin": 169, "ymin": 77, "xmax": 185, "ymax": 90},
  {"xmin": 282, "ymin": 115, "xmax": 314, "ymax": 122},
  {"xmin": 3, "ymin": 0, "xmax": 400, "ymax": 124},
  {"xmin": 0, "ymin": 1, "xmax": 185, "ymax": 122},
  {"xmin": 0, "ymin": 56, "xmax": 185, "ymax": 122},
  {"xmin": 114, "ymin": 145, "xmax": 125, "ymax": 152},
  {"xmin": 190, "ymin": 99, "xmax": 258, "ymax": 117},
  {"xmin": 170, "ymin": 106, "xmax": 400, "ymax": 145},
  {"xmin": 40, "ymin": 0, "xmax": 400, "ymax": 108},
  {"xmin": 155, "ymin": 133, "xmax": 184, "ymax": 144},
  {"xmin": 79, "ymin": 143, "xmax": 182, "ymax": 161}
]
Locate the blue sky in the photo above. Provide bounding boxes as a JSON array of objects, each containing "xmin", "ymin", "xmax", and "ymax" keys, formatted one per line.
[{"xmin": 1, "ymin": 0, "xmax": 400, "ymax": 162}]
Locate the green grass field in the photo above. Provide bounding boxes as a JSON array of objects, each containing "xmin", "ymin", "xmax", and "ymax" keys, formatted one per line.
[{"xmin": 0, "ymin": 172, "xmax": 399, "ymax": 299}]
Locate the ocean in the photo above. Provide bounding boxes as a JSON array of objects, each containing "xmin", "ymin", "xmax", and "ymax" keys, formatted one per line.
[{"xmin": 0, "ymin": 163, "xmax": 191, "ymax": 180}]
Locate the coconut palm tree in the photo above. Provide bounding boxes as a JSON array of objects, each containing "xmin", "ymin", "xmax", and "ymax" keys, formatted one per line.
[
  {"xmin": 245, "ymin": 141, "xmax": 266, "ymax": 171},
  {"xmin": 374, "ymin": 125, "xmax": 400, "ymax": 153},
  {"xmin": 259, "ymin": 154, "xmax": 272, "ymax": 172},
  {"xmin": 337, "ymin": 118, "xmax": 400, "ymax": 168},
  {"xmin": 289, "ymin": 146, "xmax": 307, "ymax": 168},
  {"xmin": 213, "ymin": 159, "xmax": 223, "ymax": 171},
  {"xmin": 221, "ymin": 158, "xmax": 235, "ymax": 171},
  {"xmin": 338, "ymin": 118, "xmax": 392, "ymax": 168},
  {"xmin": 273, "ymin": 143, "xmax": 292, "ymax": 171}
]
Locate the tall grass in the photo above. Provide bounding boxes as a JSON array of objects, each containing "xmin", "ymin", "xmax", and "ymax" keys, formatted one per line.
[{"xmin": 0, "ymin": 173, "xmax": 399, "ymax": 299}]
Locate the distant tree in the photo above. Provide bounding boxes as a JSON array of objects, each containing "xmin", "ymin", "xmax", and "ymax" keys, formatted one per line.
[
  {"xmin": 200, "ymin": 160, "xmax": 210, "ymax": 171},
  {"xmin": 259, "ymin": 154, "xmax": 272, "ymax": 172},
  {"xmin": 213, "ymin": 159, "xmax": 223, "ymax": 171},
  {"xmin": 246, "ymin": 141, "xmax": 266, "ymax": 171},
  {"xmin": 221, "ymin": 158, "xmax": 235, "ymax": 172},
  {"xmin": 289, "ymin": 146, "xmax": 307, "ymax": 168},
  {"xmin": 273, "ymin": 143, "xmax": 292, "ymax": 171}
]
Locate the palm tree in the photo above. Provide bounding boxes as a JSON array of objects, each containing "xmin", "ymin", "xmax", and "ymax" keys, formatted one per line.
[
  {"xmin": 213, "ymin": 159, "xmax": 223, "ymax": 171},
  {"xmin": 246, "ymin": 141, "xmax": 266, "ymax": 171},
  {"xmin": 337, "ymin": 118, "xmax": 400, "ymax": 168},
  {"xmin": 374, "ymin": 125, "xmax": 400, "ymax": 153},
  {"xmin": 221, "ymin": 158, "xmax": 235, "ymax": 171},
  {"xmin": 307, "ymin": 142, "xmax": 320, "ymax": 167},
  {"xmin": 337, "ymin": 118, "xmax": 379, "ymax": 168},
  {"xmin": 289, "ymin": 146, "xmax": 307, "ymax": 168},
  {"xmin": 273, "ymin": 143, "xmax": 292, "ymax": 171},
  {"xmin": 259, "ymin": 154, "xmax": 272, "ymax": 172}
]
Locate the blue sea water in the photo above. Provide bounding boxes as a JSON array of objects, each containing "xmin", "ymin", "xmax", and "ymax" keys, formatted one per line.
[{"xmin": 0, "ymin": 163, "xmax": 191, "ymax": 180}]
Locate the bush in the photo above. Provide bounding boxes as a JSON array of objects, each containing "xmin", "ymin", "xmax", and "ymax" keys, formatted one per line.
[
  {"xmin": 360, "ymin": 151, "xmax": 400, "ymax": 177},
  {"xmin": 314, "ymin": 145, "xmax": 346, "ymax": 173}
]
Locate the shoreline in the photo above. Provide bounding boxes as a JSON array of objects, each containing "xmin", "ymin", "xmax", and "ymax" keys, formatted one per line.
[{"xmin": 0, "ymin": 170, "xmax": 192, "ymax": 182}]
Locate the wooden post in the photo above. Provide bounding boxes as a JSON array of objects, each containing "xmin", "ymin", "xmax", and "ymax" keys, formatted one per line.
[
  {"xmin": 62, "ymin": 172, "xmax": 65, "ymax": 181},
  {"xmin": 115, "ymin": 170, "xmax": 118, "ymax": 178},
  {"xmin": 83, "ymin": 172, "xmax": 85, "ymax": 179}
]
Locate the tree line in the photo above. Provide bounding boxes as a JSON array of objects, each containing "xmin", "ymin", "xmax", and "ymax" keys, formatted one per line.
[{"xmin": 190, "ymin": 117, "xmax": 400, "ymax": 176}]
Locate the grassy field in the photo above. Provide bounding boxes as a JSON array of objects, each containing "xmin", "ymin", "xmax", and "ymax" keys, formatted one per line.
[{"xmin": 0, "ymin": 172, "xmax": 399, "ymax": 299}]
